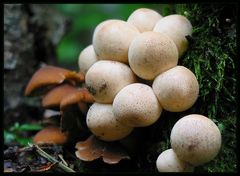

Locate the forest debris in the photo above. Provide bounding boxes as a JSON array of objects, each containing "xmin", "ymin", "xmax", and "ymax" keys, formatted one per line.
[
  {"xmin": 31, "ymin": 163, "xmax": 57, "ymax": 172},
  {"xmin": 75, "ymin": 135, "xmax": 130, "ymax": 164},
  {"xmin": 58, "ymin": 154, "xmax": 68, "ymax": 167},
  {"xmin": 4, "ymin": 145, "xmax": 65, "ymax": 172},
  {"xmin": 28, "ymin": 143, "xmax": 76, "ymax": 172}
]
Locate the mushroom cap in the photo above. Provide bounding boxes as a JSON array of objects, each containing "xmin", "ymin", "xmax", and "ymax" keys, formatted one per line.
[
  {"xmin": 152, "ymin": 66, "xmax": 199, "ymax": 112},
  {"xmin": 127, "ymin": 8, "xmax": 162, "ymax": 32},
  {"xmin": 170, "ymin": 114, "xmax": 222, "ymax": 166},
  {"xmin": 33, "ymin": 126, "xmax": 68, "ymax": 145},
  {"xmin": 113, "ymin": 83, "xmax": 162, "ymax": 127},
  {"xmin": 78, "ymin": 45, "xmax": 98, "ymax": 74},
  {"xmin": 93, "ymin": 19, "xmax": 140, "ymax": 63},
  {"xmin": 128, "ymin": 31, "xmax": 178, "ymax": 80},
  {"xmin": 85, "ymin": 60, "xmax": 136, "ymax": 103},
  {"xmin": 156, "ymin": 149, "xmax": 194, "ymax": 172},
  {"xmin": 153, "ymin": 14, "xmax": 193, "ymax": 57},
  {"xmin": 86, "ymin": 103, "xmax": 133, "ymax": 141}
]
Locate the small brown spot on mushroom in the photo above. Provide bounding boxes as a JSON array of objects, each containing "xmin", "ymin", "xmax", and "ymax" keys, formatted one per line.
[
  {"xmin": 99, "ymin": 83, "xmax": 107, "ymax": 93},
  {"xmin": 87, "ymin": 86, "xmax": 97, "ymax": 95},
  {"xmin": 188, "ymin": 144, "xmax": 196, "ymax": 151},
  {"xmin": 187, "ymin": 140, "xmax": 199, "ymax": 151}
]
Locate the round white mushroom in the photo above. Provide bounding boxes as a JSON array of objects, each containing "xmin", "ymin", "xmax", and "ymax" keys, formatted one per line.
[
  {"xmin": 128, "ymin": 31, "xmax": 178, "ymax": 80},
  {"xmin": 78, "ymin": 45, "xmax": 98, "ymax": 74},
  {"xmin": 86, "ymin": 103, "xmax": 133, "ymax": 141},
  {"xmin": 93, "ymin": 19, "xmax": 140, "ymax": 63},
  {"xmin": 152, "ymin": 66, "xmax": 199, "ymax": 112},
  {"xmin": 153, "ymin": 14, "xmax": 193, "ymax": 57},
  {"xmin": 113, "ymin": 83, "xmax": 162, "ymax": 127},
  {"xmin": 127, "ymin": 8, "xmax": 162, "ymax": 32},
  {"xmin": 85, "ymin": 60, "xmax": 136, "ymax": 103},
  {"xmin": 156, "ymin": 149, "xmax": 194, "ymax": 172},
  {"xmin": 170, "ymin": 114, "xmax": 222, "ymax": 166}
]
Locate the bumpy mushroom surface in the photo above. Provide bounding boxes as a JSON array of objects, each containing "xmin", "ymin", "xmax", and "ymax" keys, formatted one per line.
[
  {"xmin": 156, "ymin": 149, "xmax": 194, "ymax": 172},
  {"xmin": 78, "ymin": 45, "xmax": 98, "ymax": 74},
  {"xmin": 153, "ymin": 14, "xmax": 193, "ymax": 57},
  {"xmin": 128, "ymin": 31, "xmax": 178, "ymax": 80},
  {"xmin": 86, "ymin": 103, "xmax": 133, "ymax": 141},
  {"xmin": 85, "ymin": 60, "xmax": 136, "ymax": 103},
  {"xmin": 152, "ymin": 66, "xmax": 199, "ymax": 112},
  {"xmin": 127, "ymin": 8, "xmax": 162, "ymax": 32},
  {"xmin": 170, "ymin": 114, "xmax": 222, "ymax": 166},
  {"xmin": 113, "ymin": 83, "xmax": 162, "ymax": 127},
  {"xmin": 93, "ymin": 19, "xmax": 140, "ymax": 63}
]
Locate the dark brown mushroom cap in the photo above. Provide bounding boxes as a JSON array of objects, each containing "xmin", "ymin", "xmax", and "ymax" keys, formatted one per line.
[
  {"xmin": 60, "ymin": 88, "xmax": 94, "ymax": 110},
  {"xmin": 33, "ymin": 126, "xmax": 68, "ymax": 145},
  {"xmin": 42, "ymin": 84, "xmax": 77, "ymax": 108},
  {"xmin": 25, "ymin": 66, "xmax": 84, "ymax": 96},
  {"xmin": 75, "ymin": 135, "xmax": 130, "ymax": 164}
]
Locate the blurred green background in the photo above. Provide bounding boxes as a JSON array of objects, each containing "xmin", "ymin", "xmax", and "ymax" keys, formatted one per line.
[{"xmin": 53, "ymin": 4, "xmax": 185, "ymax": 69}]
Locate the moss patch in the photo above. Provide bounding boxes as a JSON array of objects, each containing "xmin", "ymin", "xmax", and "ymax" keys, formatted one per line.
[{"xmin": 145, "ymin": 4, "xmax": 237, "ymax": 173}]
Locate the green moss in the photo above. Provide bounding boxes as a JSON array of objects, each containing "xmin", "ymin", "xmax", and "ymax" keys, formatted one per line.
[{"xmin": 150, "ymin": 4, "xmax": 237, "ymax": 172}]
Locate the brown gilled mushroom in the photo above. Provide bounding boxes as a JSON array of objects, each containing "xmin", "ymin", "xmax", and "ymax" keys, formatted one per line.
[
  {"xmin": 41, "ymin": 83, "xmax": 94, "ymax": 115},
  {"xmin": 33, "ymin": 126, "xmax": 68, "ymax": 145},
  {"xmin": 75, "ymin": 135, "xmax": 130, "ymax": 164},
  {"xmin": 42, "ymin": 84, "xmax": 77, "ymax": 108},
  {"xmin": 25, "ymin": 66, "xmax": 84, "ymax": 96},
  {"xmin": 60, "ymin": 88, "xmax": 94, "ymax": 110}
]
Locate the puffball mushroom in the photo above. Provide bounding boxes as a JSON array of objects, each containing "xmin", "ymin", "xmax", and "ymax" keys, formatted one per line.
[
  {"xmin": 156, "ymin": 149, "xmax": 194, "ymax": 172},
  {"xmin": 127, "ymin": 8, "xmax": 162, "ymax": 32},
  {"xmin": 153, "ymin": 14, "xmax": 193, "ymax": 57},
  {"xmin": 78, "ymin": 45, "xmax": 98, "ymax": 74},
  {"xmin": 128, "ymin": 31, "xmax": 178, "ymax": 80},
  {"xmin": 152, "ymin": 66, "xmax": 199, "ymax": 112},
  {"xmin": 85, "ymin": 60, "xmax": 136, "ymax": 103},
  {"xmin": 93, "ymin": 19, "xmax": 140, "ymax": 63},
  {"xmin": 86, "ymin": 103, "xmax": 133, "ymax": 141},
  {"xmin": 113, "ymin": 83, "xmax": 162, "ymax": 127},
  {"xmin": 170, "ymin": 114, "xmax": 222, "ymax": 166}
]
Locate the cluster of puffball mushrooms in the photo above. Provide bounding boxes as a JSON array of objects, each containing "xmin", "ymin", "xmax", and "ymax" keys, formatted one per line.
[{"xmin": 78, "ymin": 8, "xmax": 222, "ymax": 172}]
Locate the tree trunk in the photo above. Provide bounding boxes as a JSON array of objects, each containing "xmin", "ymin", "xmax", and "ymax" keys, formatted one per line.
[{"xmin": 4, "ymin": 4, "xmax": 67, "ymax": 127}]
